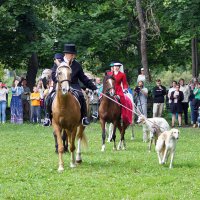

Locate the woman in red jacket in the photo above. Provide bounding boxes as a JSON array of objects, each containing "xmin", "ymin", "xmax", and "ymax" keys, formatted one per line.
[{"xmin": 112, "ymin": 62, "xmax": 132, "ymax": 125}]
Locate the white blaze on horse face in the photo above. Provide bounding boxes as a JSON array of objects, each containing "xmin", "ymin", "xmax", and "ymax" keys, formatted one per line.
[
  {"xmin": 108, "ymin": 79, "xmax": 115, "ymax": 96},
  {"xmin": 59, "ymin": 67, "xmax": 70, "ymax": 95},
  {"xmin": 61, "ymin": 69, "xmax": 70, "ymax": 94}
]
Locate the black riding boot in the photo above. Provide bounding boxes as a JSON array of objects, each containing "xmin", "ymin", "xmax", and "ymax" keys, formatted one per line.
[
  {"xmin": 79, "ymin": 94, "xmax": 90, "ymax": 126},
  {"xmin": 43, "ymin": 91, "xmax": 54, "ymax": 126}
]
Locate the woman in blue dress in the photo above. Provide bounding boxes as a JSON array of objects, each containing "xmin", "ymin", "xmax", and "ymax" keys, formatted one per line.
[{"xmin": 10, "ymin": 78, "xmax": 24, "ymax": 124}]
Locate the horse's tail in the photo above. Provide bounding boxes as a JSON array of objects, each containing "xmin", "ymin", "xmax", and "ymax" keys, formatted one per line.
[{"xmin": 77, "ymin": 125, "xmax": 88, "ymax": 148}]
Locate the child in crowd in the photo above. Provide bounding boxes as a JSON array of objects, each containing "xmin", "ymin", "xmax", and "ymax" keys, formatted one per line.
[{"xmin": 30, "ymin": 86, "xmax": 41, "ymax": 123}]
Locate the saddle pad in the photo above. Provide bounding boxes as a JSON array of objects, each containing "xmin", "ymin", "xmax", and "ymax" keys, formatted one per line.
[
  {"xmin": 51, "ymin": 90, "xmax": 81, "ymax": 108},
  {"xmin": 70, "ymin": 89, "xmax": 81, "ymax": 107}
]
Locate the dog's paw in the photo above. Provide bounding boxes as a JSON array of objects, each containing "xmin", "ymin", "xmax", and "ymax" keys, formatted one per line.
[{"xmin": 161, "ymin": 161, "xmax": 165, "ymax": 165}]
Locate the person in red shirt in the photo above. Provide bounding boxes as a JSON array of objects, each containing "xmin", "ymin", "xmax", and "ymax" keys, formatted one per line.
[{"xmin": 112, "ymin": 62, "xmax": 132, "ymax": 125}]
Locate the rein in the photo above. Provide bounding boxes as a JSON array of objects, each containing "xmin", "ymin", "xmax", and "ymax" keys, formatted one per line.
[{"xmin": 59, "ymin": 79, "xmax": 71, "ymax": 84}]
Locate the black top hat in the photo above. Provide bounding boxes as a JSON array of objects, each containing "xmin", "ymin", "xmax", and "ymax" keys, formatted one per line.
[{"xmin": 63, "ymin": 44, "xmax": 77, "ymax": 54}]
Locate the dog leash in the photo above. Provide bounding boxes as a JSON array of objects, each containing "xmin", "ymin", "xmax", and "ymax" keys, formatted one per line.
[{"xmin": 73, "ymin": 88, "xmax": 167, "ymax": 130}]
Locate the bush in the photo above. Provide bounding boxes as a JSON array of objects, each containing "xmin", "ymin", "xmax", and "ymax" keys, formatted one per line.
[{"xmin": 152, "ymin": 70, "xmax": 192, "ymax": 88}]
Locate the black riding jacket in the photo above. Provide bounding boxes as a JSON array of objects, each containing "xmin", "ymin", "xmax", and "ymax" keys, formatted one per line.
[{"xmin": 51, "ymin": 59, "xmax": 97, "ymax": 92}]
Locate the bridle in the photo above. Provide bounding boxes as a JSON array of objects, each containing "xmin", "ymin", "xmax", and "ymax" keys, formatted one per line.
[
  {"xmin": 56, "ymin": 65, "xmax": 72, "ymax": 84},
  {"xmin": 106, "ymin": 86, "xmax": 115, "ymax": 95},
  {"xmin": 105, "ymin": 78, "xmax": 115, "ymax": 96}
]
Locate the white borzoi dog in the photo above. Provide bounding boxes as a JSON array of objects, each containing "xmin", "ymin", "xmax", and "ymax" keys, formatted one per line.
[
  {"xmin": 155, "ymin": 128, "xmax": 179, "ymax": 169},
  {"xmin": 137, "ymin": 114, "xmax": 170, "ymax": 151}
]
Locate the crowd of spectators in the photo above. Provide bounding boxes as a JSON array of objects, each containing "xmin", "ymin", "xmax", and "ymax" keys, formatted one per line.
[
  {"xmin": 0, "ymin": 67, "xmax": 200, "ymax": 129},
  {"xmin": 134, "ymin": 73, "xmax": 200, "ymax": 128}
]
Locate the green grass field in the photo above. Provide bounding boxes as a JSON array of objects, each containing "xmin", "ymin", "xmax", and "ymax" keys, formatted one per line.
[{"xmin": 0, "ymin": 123, "xmax": 200, "ymax": 200}]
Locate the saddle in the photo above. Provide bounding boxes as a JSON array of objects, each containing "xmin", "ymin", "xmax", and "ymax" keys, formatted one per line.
[
  {"xmin": 70, "ymin": 89, "xmax": 81, "ymax": 107},
  {"xmin": 49, "ymin": 89, "xmax": 81, "ymax": 108}
]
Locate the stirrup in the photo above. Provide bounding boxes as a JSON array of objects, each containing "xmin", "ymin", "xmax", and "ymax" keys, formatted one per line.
[
  {"xmin": 82, "ymin": 117, "xmax": 90, "ymax": 126},
  {"xmin": 43, "ymin": 118, "xmax": 51, "ymax": 126},
  {"xmin": 92, "ymin": 111, "xmax": 98, "ymax": 119}
]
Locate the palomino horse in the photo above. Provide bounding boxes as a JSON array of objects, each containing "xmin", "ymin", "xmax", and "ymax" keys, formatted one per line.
[
  {"xmin": 99, "ymin": 75, "xmax": 129, "ymax": 151},
  {"xmin": 52, "ymin": 61, "xmax": 87, "ymax": 171},
  {"xmin": 40, "ymin": 68, "xmax": 69, "ymax": 152}
]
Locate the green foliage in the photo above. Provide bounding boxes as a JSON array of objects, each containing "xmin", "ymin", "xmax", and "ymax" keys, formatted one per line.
[
  {"xmin": 1, "ymin": 123, "xmax": 200, "ymax": 199},
  {"xmin": 0, "ymin": 0, "xmax": 199, "ymax": 78},
  {"xmin": 0, "ymin": 63, "xmax": 5, "ymax": 81},
  {"xmin": 154, "ymin": 70, "xmax": 192, "ymax": 87}
]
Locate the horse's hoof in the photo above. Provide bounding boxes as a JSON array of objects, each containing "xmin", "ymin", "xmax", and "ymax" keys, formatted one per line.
[
  {"xmin": 131, "ymin": 137, "xmax": 134, "ymax": 141},
  {"xmin": 58, "ymin": 166, "xmax": 64, "ymax": 172},
  {"xmin": 122, "ymin": 147, "xmax": 126, "ymax": 150},
  {"xmin": 113, "ymin": 147, "xmax": 117, "ymax": 151},
  {"xmin": 117, "ymin": 145, "xmax": 122, "ymax": 151},
  {"xmin": 76, "ymin": 159, "xmax": 82, "ymax": 164},
  {"xmin": 70, "ymin": 163, "xmax": 76, "ymax": 168},
  {"xmin": 101, "ymin": 145, "xmax": 105, "ymax": 152},
  {"xmin": 101, "ymin": 147, "xmax": 106, "ymax": 152}
]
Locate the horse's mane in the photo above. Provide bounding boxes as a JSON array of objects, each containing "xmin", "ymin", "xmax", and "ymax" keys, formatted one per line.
[
  {"xmin": 103, "ymin": 75, "xmax": 115, "ymax": 84},
  {"xmin": 102, "ymin": 75, "xmax": 115, "ymax": 93}
]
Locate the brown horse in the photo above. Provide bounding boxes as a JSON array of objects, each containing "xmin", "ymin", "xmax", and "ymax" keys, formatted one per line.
[
  {"xmin": 52, "ymin": 61, "xmax": 87, "ymax": 171},
  {"xmin": 99, "ymin": 75, "xmax": 129, "ymax": 151}
]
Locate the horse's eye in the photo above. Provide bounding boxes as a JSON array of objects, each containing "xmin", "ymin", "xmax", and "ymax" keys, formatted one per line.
[{"xmin": 58, "ymin": 72, "xmax": 62, "ymax": 76}]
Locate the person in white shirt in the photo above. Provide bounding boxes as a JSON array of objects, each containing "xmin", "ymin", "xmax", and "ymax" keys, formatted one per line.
[
  {"xmin": 168, "ymin": 81, "xmax": 177, "ymax": 105},
  {"xmin": 179, "ymin": 78, "xmax": 190, "ymax": 126},
  {"xmin": 137, "ymin": 68, "xmax": 146, "ymax": 83},
  {"xmin": 0, "ymin": 81, "xmax": 9, "ymax": 123}
]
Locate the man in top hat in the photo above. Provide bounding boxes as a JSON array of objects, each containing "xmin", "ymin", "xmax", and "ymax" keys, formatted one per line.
[{"xmin": 44, "ymin": 44, "xmax": 97, "ymax": 126}]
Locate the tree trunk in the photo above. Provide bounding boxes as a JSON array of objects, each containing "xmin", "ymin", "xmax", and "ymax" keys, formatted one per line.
[
  {"xmin": 191, "ymin": 38, "xmax": 199, "ymax": 78},
  {"xmin": 136, "ymin": 0, "xmax": 150, "ymax": 82},
  {"xmin": 26, "ymin": 53, "xmax": 38, "ymax": 92}
]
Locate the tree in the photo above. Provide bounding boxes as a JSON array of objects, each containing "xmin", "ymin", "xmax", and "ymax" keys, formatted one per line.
[
  {"xmin": 155, "ymin": 0, "xmax": 200, "ymax": 77},
  {"xmin": 136, "ymin": 0, "xmax": 150, "ymax": 82}
]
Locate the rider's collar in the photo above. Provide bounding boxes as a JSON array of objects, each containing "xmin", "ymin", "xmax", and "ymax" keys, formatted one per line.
[{"xmin": 64, "ymin": 57, "xmax": 74, "ymax": 63}]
